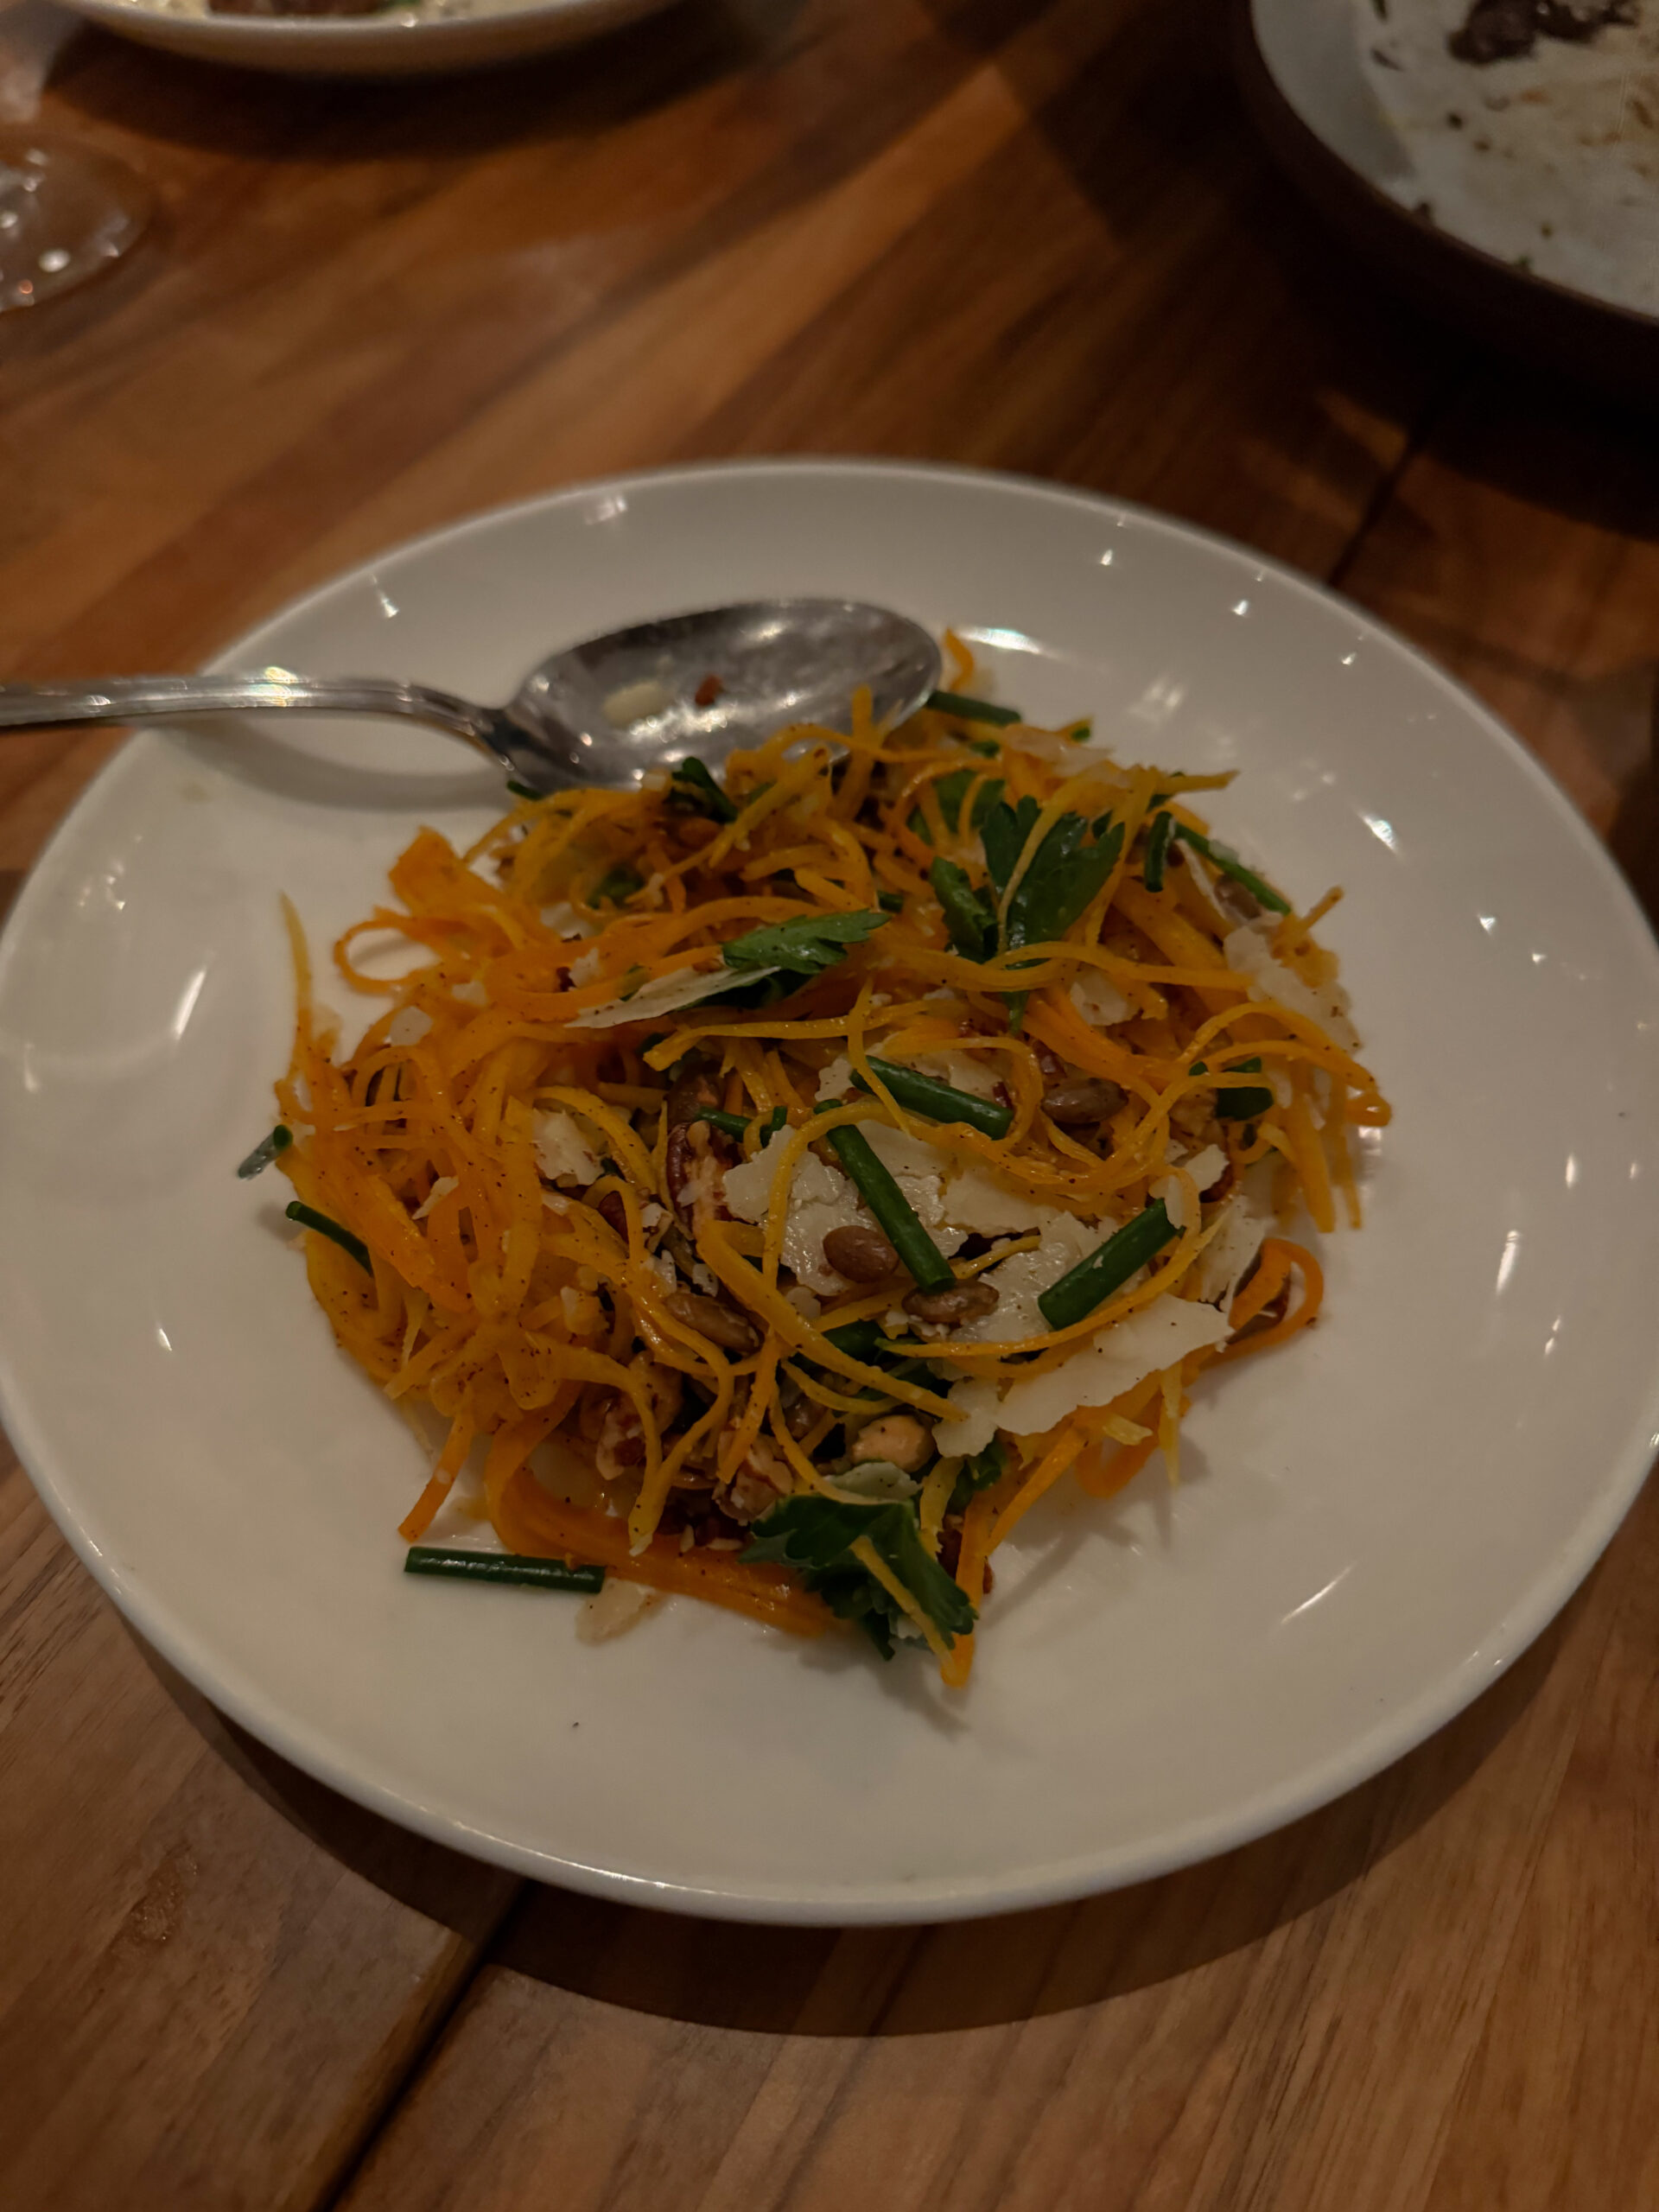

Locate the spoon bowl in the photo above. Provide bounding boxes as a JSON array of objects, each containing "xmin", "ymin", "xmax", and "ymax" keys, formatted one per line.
[
  {"xmin": 507, "ymin": 599, "xmax": 942, "ymax": 790},
  {"xmin": 0, "ymin": 599, "xmax": 944, "ymax": 794}
]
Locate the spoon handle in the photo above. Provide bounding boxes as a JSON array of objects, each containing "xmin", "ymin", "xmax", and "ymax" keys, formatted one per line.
[{"xmin": 0, "ymin": 674, "xmax": 505, "ymax": 760}]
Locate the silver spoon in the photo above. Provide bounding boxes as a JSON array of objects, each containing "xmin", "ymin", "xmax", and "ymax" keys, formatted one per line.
[{"xmin": 0, "ymin": 600, "xmax": 943, "ymax": 793}]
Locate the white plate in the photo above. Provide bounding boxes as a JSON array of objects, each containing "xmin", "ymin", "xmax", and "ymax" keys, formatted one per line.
[
  {"xmin": 60, "ymin": 0, "xmax": 672, "ymax": 79},
  {"xmin": 3, "ymin": 460, "xmax": 1657, "ymax": 1924},
  {"xmin": 1250, "ymin": 0, "xmax": 1659, "ymax": 321}
]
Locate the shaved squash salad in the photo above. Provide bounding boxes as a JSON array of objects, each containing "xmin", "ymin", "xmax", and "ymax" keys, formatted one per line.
[{"xmin": 251, "ymin": 635, "xmax": 1389, "ymax": 1684}]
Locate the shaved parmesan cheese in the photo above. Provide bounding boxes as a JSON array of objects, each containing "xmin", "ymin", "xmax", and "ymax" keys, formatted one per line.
[
  {"xmin": 995, "ymin": 1294, "xmax": 1231, "ymax": 1443},
  {"xmin": 817, "ymin": 1047, "xmax": 1000, "ymax": 1103},
  {"xmin": 533, "ymin": 1109, "xmax": 601, "ymax": 1187},
  {"xmin": 722, "ymin": 1135, "xmax": 865, "ymax": 1295},
  {"xmin": 1224, "ymin": 918, "xmax": 1360, "ymax": 1052},
  {"xmin": 1069, "ymin": 969, "xmax": 1131, "ymax": 1027},
  {"xmin": 823, "ymin": 1459, "xmax": 922, "ymax": 1503},
  {"xmin": 951, "ymin": 1211, "xmax": 1103, "ymax": 1344},
  {"xmin": 860, "ymin": 1125, "xmax": 966, "ymax": 1256},
  {"xmin": 413, "ymin": 1174, "xmax": 458, "ymax": 1221},
  {"xmin": 539, "ymin": 901, "xmax": 596, "ymax": 939},
  {"xmin": 1153, "ymin": 1173, "xmax": 1194, "ymax": 1235},
  {"xmin": 1153, "ymin": 1145, "xmax": 1227, "ymax": 1233},
  {"xmin": 568, "ymin": 947, "xmax": 604, "ymax": 987},
  {"xmin": 387, "ymin": 1004, "xmax": 433, "ymax": 1047},
  {"xmin": 908, "ymin": 1048, "xmax": 1001, "ymax": 1098},
  {"xmin": 941, "ymin": 1166, "xmax": 1062, "ymax": 1239},
  {"xmin": 1185, "ymin": 1145, "xmax": 1228, "ymax": 1193},
  {"xmin": 723, "ymin": 1125, "xmax": 965, "ymax": 1294},
  {"xmin": 933, "ymin": 1378, "xmax": 1002, "ymax": 1459},
  {"xmin": 451, "ymin": 977, "xmax": 488, "ymax": 1007},
  {"xmin": 568, "ymin": 961, "xmax": 778, "ymax": 1030},
  {"xmin": 938, "ymin": 1213, "xmax": 1212, "ymax": 1453},
  {"xmin": 1003, "ymin": 726, "xmax": 1110, "ymax": 767},
  {"xmin": 577, "ymin": 1580, "xmax": 664, "ymax": 1643},
  {"xmin": 1196, "ymin": 1161, "xmax": 1275, "ymax": 1306}
]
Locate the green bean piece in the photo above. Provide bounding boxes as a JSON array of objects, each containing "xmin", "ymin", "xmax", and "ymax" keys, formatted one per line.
[
  {"xmin": 929, "ymin": 856, "xmax": 998, "ymax": 961},
  {"xmin": 1142, "ymin": 809, "xmax": 1173, "ymax": 893},
  {"xmin": 404, "ymin": 1547, "xmax": 605, "ymax": 1593},
  {"xmin": 695, "ymin": 1108, "xmax": 752, "ymax": 1140},
  {"xmin": 1171, "ymin": 822, "xmax": 1290, "ymax": 913},
  {"xmin": 1194, "ymin": 1053, "xmax": 1274, "ymax": 1120},
  {"xmin": 823, "ymin": 1317, "xmax": 883, "ymax": 1361},
  {"xmin": 1037, "ymin": 1200, "xmax": 1176, "ymax": 1331},
  {"xmin": 824, "ymin": 1125, "xmax": 954, "ymax": 1294},
  {"xmin": 285, "ymin": 1200, "xmax": 372, "ymax": 1274},
  {"xmin": 237, "ymin": 1124, "xmax": 292, "ymax": 1179},
  {"xmin": 852, "ymin": 1055, "xmax": 1012, "ymax": 1140},
  {"xmin": 923, "ymin": 690, "xmax": 1021, "ymax": 728}
]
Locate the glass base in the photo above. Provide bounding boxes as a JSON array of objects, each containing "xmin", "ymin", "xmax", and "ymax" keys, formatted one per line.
[{"xmin": 0, "ymin": 134, "xmax": 151, "ymax": 313}]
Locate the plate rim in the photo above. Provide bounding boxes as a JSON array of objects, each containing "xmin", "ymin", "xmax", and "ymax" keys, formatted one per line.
[
  {"xmin": 4, "ymin": 454, "xmax": 1657, "ymax": 1923},
  {"xmin": 60, "ymin": 0, "xmax": 671, "ymax": 50}
]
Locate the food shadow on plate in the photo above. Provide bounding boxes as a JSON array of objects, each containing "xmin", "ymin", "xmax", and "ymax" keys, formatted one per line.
[
  {"xmin": 791, "ymin": 1616, "xmax": 973, "ymax": 1741},
  {"xmin": 163, "ymin": 713, "xmax": 505, "ymax": 815},
  {"xmin": 129, "ymin": 1547, "xmax": 1584, "ymax": 2035},
  {"xmin": 486, "ymin": 1583, "xmax": 1580, "ymax": 2035},
  {"xmin": 969, "ymin": 1433, "xmax": 1221, "ymax": 1646}
]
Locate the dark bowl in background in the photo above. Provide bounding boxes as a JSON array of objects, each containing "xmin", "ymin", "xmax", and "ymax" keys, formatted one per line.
[{"xmin": 1230, "ymin": 0, "xmax": 1659, "ymax": 410}]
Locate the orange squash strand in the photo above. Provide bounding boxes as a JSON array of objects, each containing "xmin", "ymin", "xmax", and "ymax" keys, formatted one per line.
[{"xmin": 271, "ymin": 677, "xmax": 1383, "ymax": 1681}]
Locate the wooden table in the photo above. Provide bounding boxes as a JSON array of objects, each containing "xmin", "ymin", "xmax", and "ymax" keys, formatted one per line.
[{"xmin": 3, "ymin": 2, "xmax": 1656, "ymax": 2204}]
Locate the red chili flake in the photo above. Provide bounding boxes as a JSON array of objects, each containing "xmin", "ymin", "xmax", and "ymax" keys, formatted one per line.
[{"xmin": 694, "ymin": 673, "xmax": 725, "ymax": 708}]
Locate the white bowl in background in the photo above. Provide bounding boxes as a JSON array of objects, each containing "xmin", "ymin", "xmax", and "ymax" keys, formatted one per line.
[{"xmin": 60, "ymin": 0, "xmax": 674, "ymax": 79}]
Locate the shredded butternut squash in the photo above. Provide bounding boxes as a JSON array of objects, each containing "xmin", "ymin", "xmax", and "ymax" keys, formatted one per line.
[{"xmin": 270, "ymin": 641, "xmax": 1388, "ymax": 1683}]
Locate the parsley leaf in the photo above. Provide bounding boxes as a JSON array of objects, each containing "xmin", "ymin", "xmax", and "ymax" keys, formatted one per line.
[
  {"xmin": 591, "ymin": 863, "xmax": 643, "ymax": 906},
  {"xmin": 949, "ymin": 1435, "xmax": 1005, "ymax": 1514},
  {"xmin": 981, "ymin": 794, "xmax": 1041, "ymax": 899},
  {"xmin": 721, "ymin": 910, "xmax": 888, "ymax": 977},
  {"xmin": 743, "ymin": 1495, "xmax": 976, "ymax": 1661},
  {"xmin": 929, "ymin": 857, "xmax": 997, "ymax": 961},
  {"xmin": 908, "ymin": 769, "xmax": 1006, "ymax": 847},
  {"xmin": 978, "ymin": 801, "xmax": 1125, "ymax": 1029},
  {"xmin": 668, "ymin": 756, "xmax": 738, "ymax": 823},
  {"xmin": 1005, "ymin": 814, "xmax": 1124, "ymax": 954}
]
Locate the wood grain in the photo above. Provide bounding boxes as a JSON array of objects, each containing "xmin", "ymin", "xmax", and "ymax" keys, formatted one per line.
[
  {"xmin": 0, "ymin": 1446, "xmax": 518, "ymax": 2210},
  {"xmin": 0, "ymin": 0, "xmax": 1654, "ymax": 2204},
  {"xmin": 332, "ymin": 1493, "xmax": 1651, "ymax": 2212}
]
